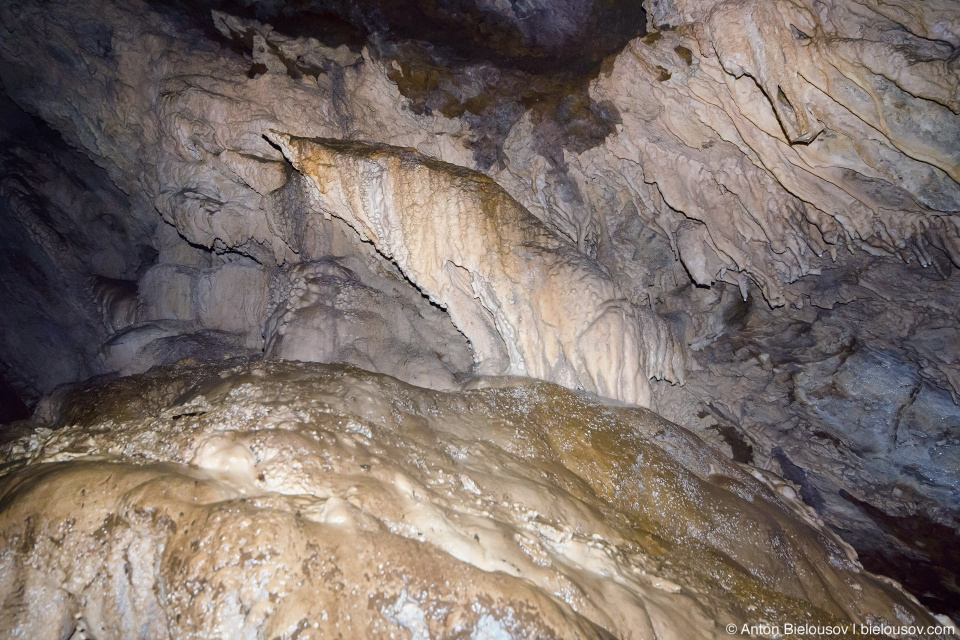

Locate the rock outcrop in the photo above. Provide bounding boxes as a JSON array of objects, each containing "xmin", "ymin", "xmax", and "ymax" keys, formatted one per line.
[
  {"xmin": 0, "ymin": 360, "xmax": 951, "ymax": 639},
  {"xmin": 264, "ymin": 256, "xmax": 475, "ymax": 390},
  {"xmin": 652, "ymin": 254, "xmax": 960, "ymax": 616},
  {"xmin": 0, "ymin": 0, "xmax": 958, "ymax": 621},
  {"xmin": 542, "ymin": 0, "xmax": 960, "ymax": 306},
  {"xmin": 267, "ymin": 133, "xmax": 684, "ymax": 405}
]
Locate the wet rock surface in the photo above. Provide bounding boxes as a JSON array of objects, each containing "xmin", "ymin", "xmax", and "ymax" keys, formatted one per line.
[
  {"xmin": 0, "ymin": 0, "xmax": 958, "ymax": 626},
  {"xmin": 0, "ymin": 360, "xmax": 950, "ymax": 639}
]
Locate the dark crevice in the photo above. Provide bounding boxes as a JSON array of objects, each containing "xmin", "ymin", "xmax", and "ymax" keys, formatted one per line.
[
  {"xmin": 771, "ymin": 447, "xmax": 826, "ymax": 513},
  {"xmin": 839, "ymin": 488, "xmax": 960, "ymax": 616},
  {"xmin": 712, "ymin": 424, "xmax": 755, "ymax": 464},
  {"xmin": 0, "ymin": 374, "xmax": 30, "ymax": 425}
]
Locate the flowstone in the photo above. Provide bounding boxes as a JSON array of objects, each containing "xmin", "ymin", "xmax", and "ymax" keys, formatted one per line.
[{"xmin": 0, "ymin": 360, "xmax": 949, "ymax": 639}]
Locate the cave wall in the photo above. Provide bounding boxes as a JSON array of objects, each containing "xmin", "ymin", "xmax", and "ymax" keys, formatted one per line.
[
  {"xmin": 0, "ymin": 0, "xmax": 958, "ymax": 619},
  {"xmin": 0, "ymin": 96, "xmax": 157, "ymax": 405},
  {"xmin": 2, "ymin": 0, "xmax": 957, "ymax": 394}
]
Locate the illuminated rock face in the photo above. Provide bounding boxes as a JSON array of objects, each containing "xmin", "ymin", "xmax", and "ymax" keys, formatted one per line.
[
  {"xmin": 0, "ymin": 360, "xmax": 946, "ymax": 639},
  {"xmin": 0, "ymin": 0, "xmax": 957, "ymax": 393},
  {"xmin": 266, "ymin": 134, "xmax": 684, "ymax": 406},
  {"xmin": 0, "ymin": 0, "xmax": 959, "ymax": 623},
  {"xmin": 559, "ymin": 0, "xmax": 960, "ymax": 305}
]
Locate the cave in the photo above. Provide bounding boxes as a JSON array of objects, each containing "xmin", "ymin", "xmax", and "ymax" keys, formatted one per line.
[{"xmin": 0, "ymin": 0, "xmax": 958, "ymax": 637}]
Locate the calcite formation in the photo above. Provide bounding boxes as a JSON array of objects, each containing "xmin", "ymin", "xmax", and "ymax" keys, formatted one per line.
[
  {"xmin": 494, "ymin": 0, "xmax": 960, "ymax": 304},
  {"xmin": 0, "ymin": 0, "xmax": 680, "ymax": 406},
  {"xmin": 0, "ymin": 360, "xmax": 951, "ymax": 639},
  {"xmin": 1, "ymin": 0, "xmax": 957, "ymax": 387},
  {"xmin": 264, "ymin": 257, "xmax": 475, "ymax": 390},
  {"xmin": 266, "ymin": 133, "xmax": 684, "ymax": 406},
  {"xmin": 0, "ymin": 0, "xmax": 959, "ymax": 623}
]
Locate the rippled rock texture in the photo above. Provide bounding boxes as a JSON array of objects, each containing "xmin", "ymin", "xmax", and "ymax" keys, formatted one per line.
[
  {"xmin": 0, "ymin": 360, "xmax": 951, "ymax": 639},
  {"xmin": 267, "ymin": 133, "xmax": 684, "ymax": 405},
  {"xmin": 0, "ymin": 0, "xmax": 959, "ymax": 624},
  {"xmin": 1, "ymin": 0, "xmax": 957, "ymax": 394}
]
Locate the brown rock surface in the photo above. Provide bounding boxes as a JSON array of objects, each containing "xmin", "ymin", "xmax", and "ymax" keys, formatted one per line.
[
  {"xmin": 0, "ymin": 0, "xmax": 958, "ymax": 623},
  {"xmin": 0, "ymin": 360, "xmax": 950, "ymax": 639},
  {"xmin": 266, "ymin": 133, "xmax": 684, "ymax": 405}
]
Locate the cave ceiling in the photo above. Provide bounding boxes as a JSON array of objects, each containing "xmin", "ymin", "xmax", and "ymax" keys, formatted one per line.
[{"xmin": 0, "ymin": 0, "xmax": 958, "ymax": 633}]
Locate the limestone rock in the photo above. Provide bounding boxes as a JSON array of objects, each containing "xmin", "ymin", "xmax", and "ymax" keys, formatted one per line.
[
  {"xmin": 101, "ymin": 321, "xmax": 257, "ymax": 377},
  {"xmin": 0, "ymin": 0, "xmax": 958, "ymax": 619},
  {"xmin": 553, "ymin": 0, "xmax": 960, "ymax": 304},
  {"xmin": 264, "ymin": 258, "xmax": 474, "ymax": 389},
  {"xmin": 651, "ymin": 256, "xmax": 960, "ymax": 615},
  {"xmin": 0, "ymin": 360, "xmax": 948, "ymax": 639},
  {"xmin": 138, "ymin": 260, "xmax": 270, "ymax": 346},
  {"xmin": 268, "ymin": 133, "xmax": 685, "ymax": 406}
]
